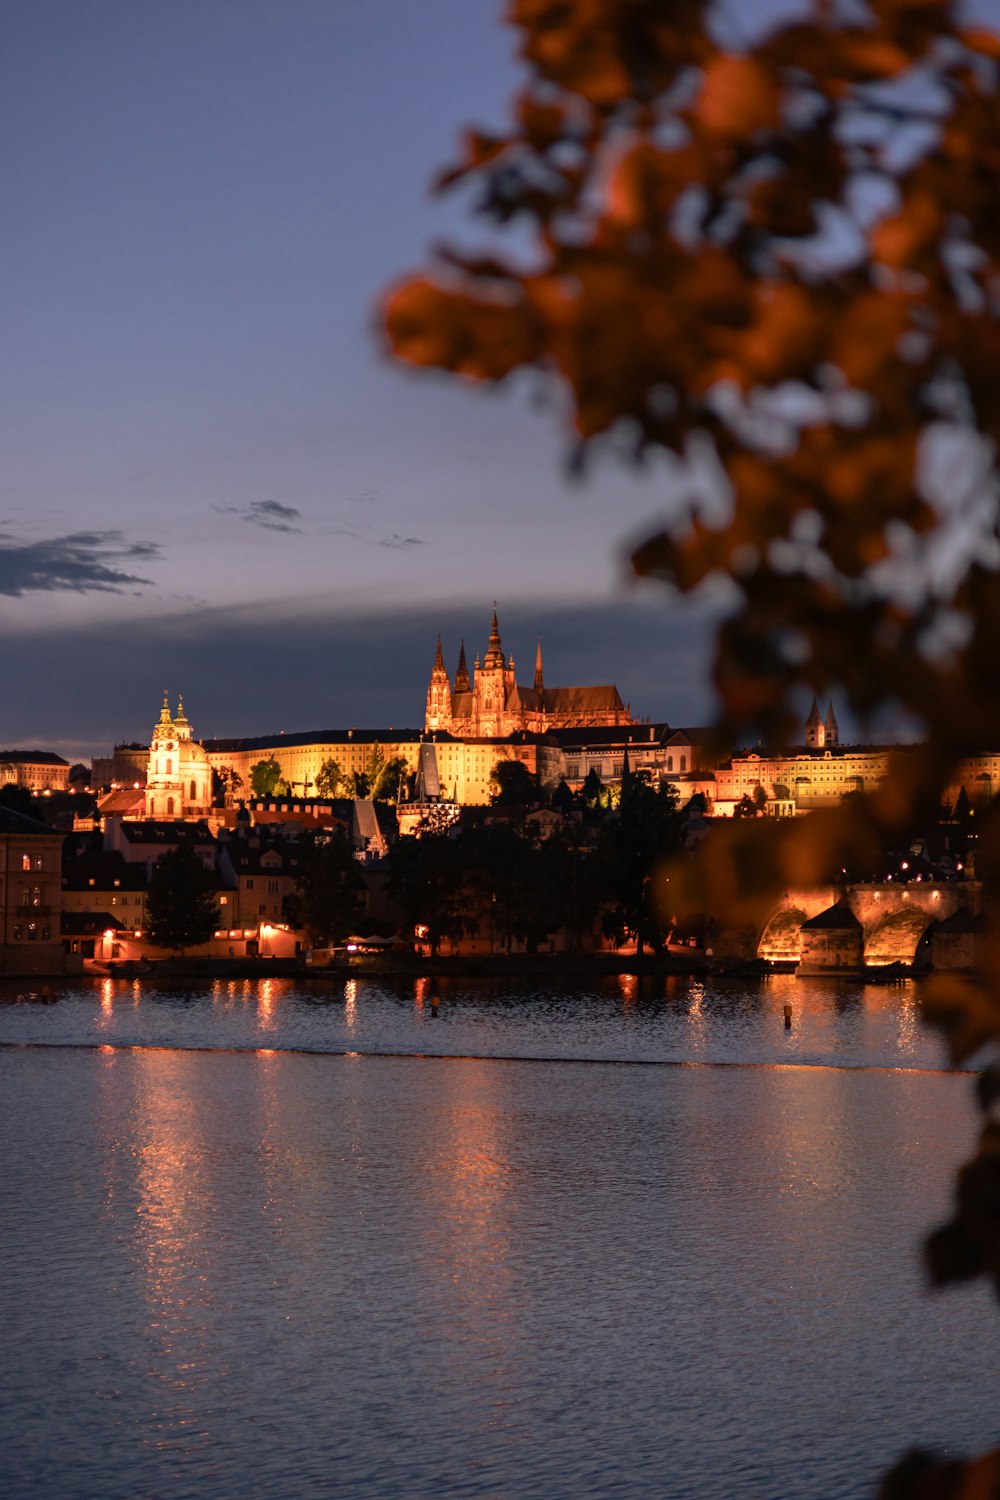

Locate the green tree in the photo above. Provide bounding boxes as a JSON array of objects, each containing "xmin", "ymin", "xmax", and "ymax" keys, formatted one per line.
[
  {"xmin": 314, "ymin": 757, "xmax": 344, "ymax": 798},
  {"xmin": 371, "ymin": 754, "xmax": 409, "ymax": 802},
  {"xmin": 285, "ymin": 831, "xmax": 364, "ymax": 946},
  {"xmin": 249, "ymin": 758, "xmax": 283, "ymax": 797},
  {"xmin": 489, "ymin": 758, "xmax": 538, "ymax": 808},
  {"xmin": 147, "ymin": 845, "xmax": 219, "ymax": 955},
  {"xmin": 733, "ymin": 794, "xmax": 757, "ymax": 820}
]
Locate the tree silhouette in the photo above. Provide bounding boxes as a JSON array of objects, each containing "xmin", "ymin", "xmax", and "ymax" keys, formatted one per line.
[
  {"xmin": 286, "ymin": 831, "xmax": 364, "ymax": 946},
  {"xmin": 489, "ymin": 757, "xmax": 539, "ymax": 807},
  {"xmin": 147, "ymin": 845, "xmax": 218, "ymax": 955},
  {"xmin": 383, "ymin": 3, "xmax": 1000, "ymax": 1488}
]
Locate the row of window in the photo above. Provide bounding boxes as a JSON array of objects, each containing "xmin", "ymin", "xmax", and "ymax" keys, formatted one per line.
[{"xmin": 12, "ymin": 923, "xmax": 51, "ymax": 941}]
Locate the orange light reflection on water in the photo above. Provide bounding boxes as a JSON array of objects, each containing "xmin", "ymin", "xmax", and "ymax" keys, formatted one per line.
[
  {"xmin": 258, "ymin": 978, "xmax": 277, "ymax": 1031},
  {"xmin": 344, "ymin": 978, "xmax": 358, "ymax": 1033}
]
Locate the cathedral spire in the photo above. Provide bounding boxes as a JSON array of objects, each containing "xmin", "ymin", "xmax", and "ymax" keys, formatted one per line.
[
  {"xmin": 156, "ymin": 691, "xmax": 173, "ymax": 731},
  {"xmin": 455, "ymin": 640, "xmax": 470, "ymax": 693},
  {"xmin": 484, "ymin": 603, "xmax": 505, "ymax": 669},
  {"xmin": 425, "ymin": 634, "xmax": 452, "ymax": 733},
  {"xmin": 534, "ymin": 638, "xmax": 544, "ymax": 695}
]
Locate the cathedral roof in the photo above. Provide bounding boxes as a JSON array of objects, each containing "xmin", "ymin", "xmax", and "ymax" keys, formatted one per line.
[{"xmin": 540, "ymin": 685, "xmax": 626, "ymax": 714}]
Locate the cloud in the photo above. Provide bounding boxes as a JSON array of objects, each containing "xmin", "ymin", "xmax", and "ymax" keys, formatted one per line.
[
  {"xmin": 0, "ymin": 530, "xmax": 159, "ymax": 596},
  {"xmin": 375, "ymin": 532, "xmax": 424, "ymax": 549},
  {"xmin": 329, "ymin": 521, "xmax": 424, "ymax": 549},
  {"xmin": 215, "ymin": 499, "xmax": 304, "ymax": 533}
]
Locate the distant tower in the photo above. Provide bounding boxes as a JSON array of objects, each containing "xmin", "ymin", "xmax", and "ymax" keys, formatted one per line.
[
  {"xmin": 455, "ymin": 641, "xmax": 470, "ymax": 694},
  {"xmin": 425, "ymin": 636, "xmax": 453, "ymax": 732},
  {"xmin": 805, "ymin": 697, "xmax": 824, "ymax": 749},
  {"xmin": 824, "ymin": 701, "xmax": 840, "ymax": 747},
  {"xmin": 534, "ymin": 639, "xmax": 544, "ymax": 696}
]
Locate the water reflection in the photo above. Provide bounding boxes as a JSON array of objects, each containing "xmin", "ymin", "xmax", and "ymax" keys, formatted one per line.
[
  {"xmin": 0, "ymin": 972, "xmax": 954, "ymax": 1073},
  {"xmin": 126, "ymin": 1052, "xmax": 222, "ymax": 1461},
  {"xmin": 2, "ymin": 1038, "xmax": 993, "ymax": 1500},
  {"xmin": 344, "ymin": 977, "xmax": 358, "ymax": 1033}
]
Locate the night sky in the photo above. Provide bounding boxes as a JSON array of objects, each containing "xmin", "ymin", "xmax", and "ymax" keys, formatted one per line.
[{"xmin": 1, "ymin": 0, "xmax": 837, "ymax": 759}]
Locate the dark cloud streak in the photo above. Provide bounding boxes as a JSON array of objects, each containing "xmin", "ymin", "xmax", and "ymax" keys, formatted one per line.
[
  {"xmin": 0, "ymin": 530, "xmax": 159, "ymax": 596},
  {"xmin": 215, "ymin": 500, "xmax": 304, "ymax": 534}
]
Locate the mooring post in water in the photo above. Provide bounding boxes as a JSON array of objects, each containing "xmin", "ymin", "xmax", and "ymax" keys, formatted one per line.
[
  {"xmin": 783, "ymin": 1002, "xmax": 793, "ymax": 1030},
  {"xmin": 431, "ymin": 992, "xmax": 439, "ymax": 1017}
]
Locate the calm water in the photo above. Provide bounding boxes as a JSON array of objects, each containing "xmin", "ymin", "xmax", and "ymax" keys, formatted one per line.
[{"xmin": 0, "ymin": 976, "xmax": 997, "ymax": 1499}]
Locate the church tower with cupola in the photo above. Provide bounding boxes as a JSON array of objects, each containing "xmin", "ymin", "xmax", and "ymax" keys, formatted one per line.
[{"xmin": 144, "ymin": 693, "xmax": 213, "ymax": 820}]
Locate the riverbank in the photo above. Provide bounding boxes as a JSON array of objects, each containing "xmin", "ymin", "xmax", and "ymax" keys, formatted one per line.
[{"xmin": 85, "ymin": 949, "xmax": 720, "ymax": 983}]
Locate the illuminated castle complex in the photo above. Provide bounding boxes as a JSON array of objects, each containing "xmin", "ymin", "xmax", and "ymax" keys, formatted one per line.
[{"xmin": 425, "ymin": 607, "xmax": 630, "ymax": 737}]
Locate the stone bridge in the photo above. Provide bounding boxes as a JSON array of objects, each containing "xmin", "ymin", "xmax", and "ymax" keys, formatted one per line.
[{"xmin": 755, "ymin": 882, "xmax": 983, "ymax": 970}]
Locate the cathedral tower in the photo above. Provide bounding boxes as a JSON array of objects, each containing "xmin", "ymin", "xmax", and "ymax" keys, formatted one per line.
[
  {"xmin": 425, "ymin": 637, "xmax": 453, "ymax": 732},
  {"xmin": 474, "ymin": 606, "xmax": 515, "ymax": 738}
]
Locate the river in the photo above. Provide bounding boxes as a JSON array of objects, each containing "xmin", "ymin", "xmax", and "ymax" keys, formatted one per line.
[{"xmin": 0, "ymin": 974, "xmax": 996, "ymax": 1498}]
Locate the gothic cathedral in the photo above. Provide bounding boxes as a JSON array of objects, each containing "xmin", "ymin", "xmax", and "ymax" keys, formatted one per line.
[{"xmin": 425, "ymin": 607, "xmax": 631, "ymax": 738}]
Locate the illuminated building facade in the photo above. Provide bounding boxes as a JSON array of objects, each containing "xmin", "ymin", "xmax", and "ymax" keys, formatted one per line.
[
  {"xmin": 425, "ymin": 607, "xmax": 630, "ymax": 737},
  {"xmin": 0, "ymin": 750, "xmax": 70, "ymax": 793},
  {"xmin": 0, "ymin": 805, "xmax": 64, "ymax": 975},
  {"xmin": 144, "ymin": 695, "xmax": 212, "ymax": 821}
]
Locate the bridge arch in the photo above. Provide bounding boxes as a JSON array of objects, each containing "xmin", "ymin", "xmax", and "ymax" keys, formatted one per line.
[
  {"xmin": 864, "ymin": 908, "xmax": 935, "ymax": 969},
  {"xmin": 758, "ymin": 907, "xmax": 808, "ymax": 966}
]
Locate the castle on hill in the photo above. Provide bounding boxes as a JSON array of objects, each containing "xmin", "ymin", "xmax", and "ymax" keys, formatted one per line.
[{"xmin": 425, "ymin": 607, "xmax": 631, "ymax": 737}]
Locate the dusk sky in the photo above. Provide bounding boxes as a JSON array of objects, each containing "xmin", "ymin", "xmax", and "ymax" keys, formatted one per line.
[{"xmin": 1, "ymin": 0, "xmax": 841, "ymax": 759}]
